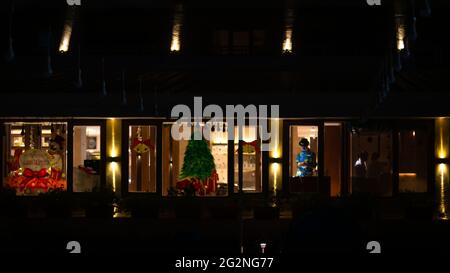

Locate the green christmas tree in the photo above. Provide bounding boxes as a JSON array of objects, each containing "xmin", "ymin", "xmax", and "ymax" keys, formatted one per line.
[{"xmin": 179, "ymin": 132, "xmax": 216, "ymax": 181}]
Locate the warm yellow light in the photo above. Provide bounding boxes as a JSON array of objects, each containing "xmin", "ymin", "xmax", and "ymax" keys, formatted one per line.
[
  {"xmin": 270, "ymin": 162, "xmax": 281, "ymax": 193},
  {"xmin": 59, "ymin": 23, "xmax": 73, "ymax": 53},
  {"xmin": 438, "ymin": 163, "xmax": 448, "ymax": 220},
  {"xmin": 272, "ymin": 149, "xmax": 281, "ymax": 159},
  {"xmin": 282, "ymin": 29, "xmax": 293, "ymax": 53},
  {"xmin": 170, "ymin": 34, "xmax": 180, "ymax": 52},
  {"xmin": 399, "ymin": 173, "xmax": 417, "ymax": 177},
  {"xmin": 436, "ymin": 118, "xmax": 449, "ymax": 159},
  {"xmin": 282, "ymin": 7, "xmax": 294, "ymax": 54},
  {"xmin": 108, "ymin": 162, "xmax": 118, "ymax": 193},
  {"xmin": 170, "ymin": 4, "xmax": 183, "ymax": 52},
  {"xmin": 110, "ymin": 118, "xmax": 118, "ymax": 158},
  {"xmin": 396, "ymin": 18, "xmax": 405, "ymax": 51},
  {"xmin": 397, "ymin": 38, "xmax": 404, "ymax": 51},
  {"xmin": 106, "ymin": 118, "xmax": 121, "ymax": 193}
]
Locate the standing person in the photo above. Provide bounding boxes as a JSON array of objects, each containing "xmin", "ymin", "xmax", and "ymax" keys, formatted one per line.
[
  {"xmin": 296, "ymin": 138, "xmax": 316, "ymax": 177},
  {"xmin": 354, "ymin": 151, "xmax": 368, "ymax": 178}
]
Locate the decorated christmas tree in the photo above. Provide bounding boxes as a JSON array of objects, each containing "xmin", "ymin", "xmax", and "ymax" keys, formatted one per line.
[
  {"xmin": 176, "ymin": 131, "xmax": 216, "ymax": 196},
  {"xmin": 180, "ymin": 133, "xmax": 215, "ymax": 180}
]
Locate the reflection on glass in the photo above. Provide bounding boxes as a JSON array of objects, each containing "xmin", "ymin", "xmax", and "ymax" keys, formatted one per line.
[
  {"xmin": 73, "ymin": 126, "xmax": 101, "ymax": 192},
  {"xmin": 128, "ymin": 126, "xmax": 157, "ymax": 193}
]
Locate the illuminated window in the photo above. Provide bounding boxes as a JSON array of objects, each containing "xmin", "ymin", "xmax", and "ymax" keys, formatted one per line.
[
  {"xmin": 73, "ymin": 126, "xmax": 102, "ymax": 192},
  {"xmin": 350, "ymin": 130, "xmax": 392, "ymax": 196},
  {"xmin": 398, "ymin": 130, "xmax": 428, "ymax": 193},
  {"xmin": 162, "ymin": 123, "xmax": 228, "ymax": 196},
  {"xmin": 289, "ymin": 126, "xmax": 318, "ymax": 178},
  {"xmin": 3, "ymin": 122, "xmax": 68, "ymax": 195},
  {"xmin": 234, "ymin": 126, "xmax": 262, "ymax": 193},
  {"xmin": 128, "ymin": 126, "xmax": 157, "ymax": 193}
]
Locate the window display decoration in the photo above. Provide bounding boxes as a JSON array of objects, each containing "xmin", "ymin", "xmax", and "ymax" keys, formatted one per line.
[
  {"xmin": 175, "ymin": 132, "xmax": 218, "ymax": 196},
  {"xmin": 238, "ymin": 140, "xmax": 260, "ymax": 154},
  {"xmin": 6, "ymin": 127, "xmax": 67, "ymax": 195},
  {"xmin": 48, "ymin": 135, "xmax": 65, "ymax": 180},
  {"xmin": 131, "ymin": 137, "xmax": 154, "ymax": 154},
  {"xmin": 131, "ymin": 126, "xmax": 154, "ymax": 189}
]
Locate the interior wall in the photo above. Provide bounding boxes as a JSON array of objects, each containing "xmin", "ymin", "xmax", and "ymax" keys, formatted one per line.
[{"xmin": 324, "ymin": 125, "xmax": 342, "ymax": 196}]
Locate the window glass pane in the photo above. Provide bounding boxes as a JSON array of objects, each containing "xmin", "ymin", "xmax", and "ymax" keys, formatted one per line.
[
  {"xmin": 290, "ymin": 126, "xmax": 318, "ymax": 177},
  {"xmin": 325, "ymin": 123, "xmax": 342, "ymax": 196},
  {"xmin": 162, "ymin": 123, "xmax": 228, "ymax": 196},
  {"xmin": 73, "ymin": 126, "xmax": 101, "ymax": 192},
  {"xmin": 209, "ymin": 125, "xmax": 228, "ymax": 196},
  {"xmin": 3, "ymin": 122, "xmax": 68, "ymax": 195},
  {"xmin": 128, "ymin": 126, "xmax": 157, "ymax": 193},
  {"xmin": 350, "ymin": 130, "xmax": 393, "ymax": 196},
  {"xmin": 399, "ymin": 130, "xmax": 428, "ymax": 193},
  {"xmin": 234, "ymin": 126, "xmax": 262, "ymax": 193}
]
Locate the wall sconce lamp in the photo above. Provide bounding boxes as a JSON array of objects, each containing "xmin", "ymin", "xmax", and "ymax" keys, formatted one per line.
[
  {"xmin": 107, "ymin": 156, "xmax": 120, "ymax": 162},
  {"xmin": 436, "ymin": 158, "xmax": 450, "ymax": 164},
  {"xmin": 269, "ymin": 157, "xmax": 283, "ymax": 164}
]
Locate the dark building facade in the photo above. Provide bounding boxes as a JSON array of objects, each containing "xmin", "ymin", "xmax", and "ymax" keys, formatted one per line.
[{"xmin": 1, "ymin": 0, "xmax": 450, "ymax": 220}]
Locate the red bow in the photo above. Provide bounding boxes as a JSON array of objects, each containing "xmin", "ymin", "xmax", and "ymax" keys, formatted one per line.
[
  {"xmin": 23, "ymin": 168, "xmax": 48, "ymax": 179},
  {"xmin": 131, "ymin": 138, "xmax": 154, "ymax": 150},
  {"xmin": 239, "ymin": 140, "xmax": 260, "ymax": 153}
]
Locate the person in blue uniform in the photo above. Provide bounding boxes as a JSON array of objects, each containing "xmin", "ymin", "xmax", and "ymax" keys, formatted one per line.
[{"xmin": 296, "ymin": 138, "xmax": 316, "ymax": 177}]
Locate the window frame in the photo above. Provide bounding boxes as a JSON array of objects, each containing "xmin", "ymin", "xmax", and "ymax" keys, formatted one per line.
[
  {"xmin": 1, "ymin": 119, "xmax": 70, "ymax": 195},
  {"xmin": 67, "ymin": 119, "xmax": 107, "ymax": 194},
  {"xmin": 121, "ymin": 119, "xmax": 163, "ymax": 197},
  {"xmin": 283, "ymin": 120, "xmax": 325, "ymax": 194}
]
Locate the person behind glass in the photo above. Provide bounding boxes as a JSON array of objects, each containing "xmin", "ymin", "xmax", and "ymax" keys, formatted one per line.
[
  {"xmin": 354, "ymin": 151, "xmax": 368, "ymax": 178},
  {"xmin": 296, "ymin": 138, "xmax": 316, "ymax": 177}
]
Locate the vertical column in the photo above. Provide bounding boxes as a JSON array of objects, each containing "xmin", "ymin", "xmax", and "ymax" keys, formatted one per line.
[
  {"xmin": 269, "ymin": 119, "xmax": 283, "ymax": 204},
  {"xmin": 106, "ymin": 118, "xmax": 122, "ymax": 195},
  {"xmin": 435, "ymin": 118, "xmax": 449, "ymax": 220}
]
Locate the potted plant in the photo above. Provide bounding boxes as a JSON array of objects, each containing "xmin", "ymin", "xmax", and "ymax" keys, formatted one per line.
[{"xmin": 84, "ymin": 186, "xmax": 117, "ymax": 218}]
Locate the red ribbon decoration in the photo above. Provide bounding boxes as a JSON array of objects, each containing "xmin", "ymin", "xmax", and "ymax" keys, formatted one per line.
[
  {"xmin": 23, "ymin": 168, "xmax": 48, "ymax": 179},
  {"xmin": 20, "ymin": 168, "xmax": 50, "ymax": 193},
  {"xmin": 238, "ymin": 140, "xmax": 260, "ymax": 153},
  {"xmin": 131, "ymin": 138, "xmax": 154, "ymax": 151}
]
